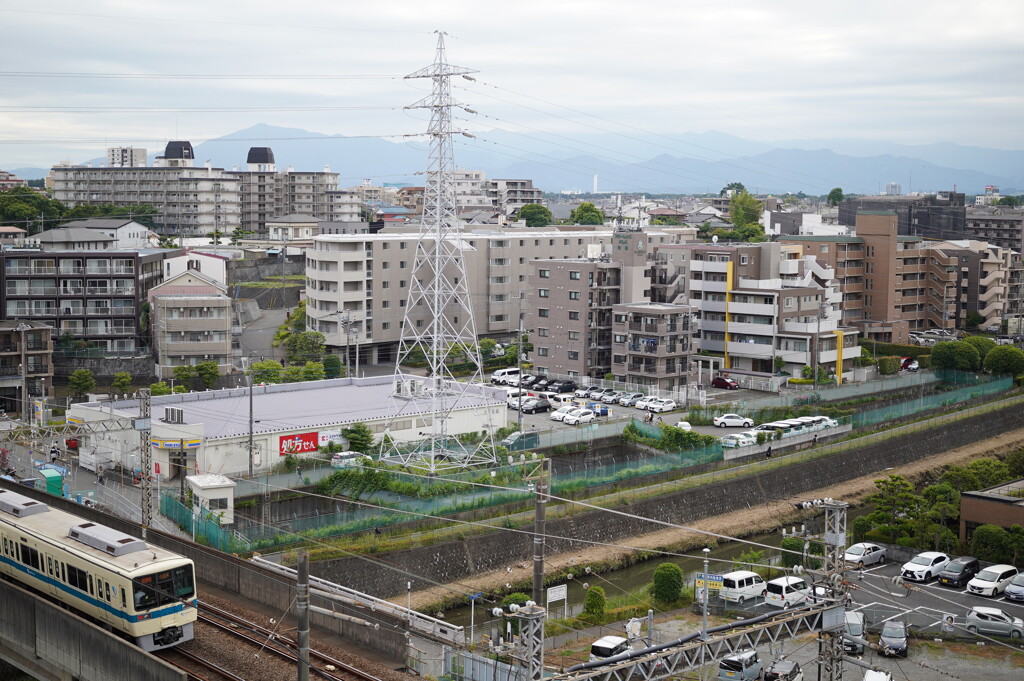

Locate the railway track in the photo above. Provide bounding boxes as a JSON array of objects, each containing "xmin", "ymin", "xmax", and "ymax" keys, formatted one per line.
[{"xmin": 160, "ymin": 601, "xmax": 387, "ymax": 681}]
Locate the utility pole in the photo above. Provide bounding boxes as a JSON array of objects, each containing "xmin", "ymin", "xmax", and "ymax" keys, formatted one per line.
[
  {"xmin": 136, "ymin": 389, "xmax": 152, "ymax": 540},
  {"xmin": 248, "ymin": 370, "xmax": 254, "ymax": 477},
  {"xmin": 297, "ymin": 552, "xmax": 310, "ymax": 681},
  {"xmin": 531, "ymin": 458, "xmax": 549, "ymax": 604},
  {"xmin": 517, "ymin": 303, "xmax": 525, "ymax": 430},
  {"xmin": 700, "ymin": 547, "xmax": 710, "ymax": 681},
  {"xmin": 818, "ymin": 500, "xmax": 848, "ymax": 681}
]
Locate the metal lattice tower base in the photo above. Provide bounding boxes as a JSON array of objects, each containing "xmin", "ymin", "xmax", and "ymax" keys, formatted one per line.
[
  {"xmin": 819, "ymin": 500, "xmax": 848, "ymax": 681},
  {"xmin": 382, "ymin": 32, "xmax": 497, "ymax": 474}
]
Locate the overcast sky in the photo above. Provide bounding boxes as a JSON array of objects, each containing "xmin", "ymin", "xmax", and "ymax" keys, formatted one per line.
[{"xmin": 2, "ymin": 0, "xmax": 1022, "ymax": 169}]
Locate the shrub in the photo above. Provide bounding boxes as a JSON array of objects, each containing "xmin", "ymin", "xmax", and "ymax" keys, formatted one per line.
[
  {"xmin": 963, "ymin": 335, "xmax": 996, "ymax": 362},
  {"xmin": 651, "ymin": 563, "xmax": 684, "ymax": 604},
  {"xmin": 780, "ymin": 537, "xmax": 805, "ymax": 568},
  {"xmin": 583, "ymin": 585, "xmax": 606, "ymax": 618},
  {"xmin": 971, "ymin": 524, "xmax": 1012, "ymax": 564},
  {"xmin": 984, "ymin": 345, "xmax": 1024, "ymax": 375},
  {"xmin": 877, "ymin": 356, "xmax": 901, "ymax": 375}
]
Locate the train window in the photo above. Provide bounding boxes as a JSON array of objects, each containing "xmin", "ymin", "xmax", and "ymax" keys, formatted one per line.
[
  {"xmin": 134, "ymin": 565, "xmax": 195, "ymax": 610},
  {"xmin": 2, "ymin": 537, "xmax": 7, "ymax": 554},
  {"xmin": 61, "ymin": 563, "xmax": 66, "ymax": 583},
  {"xmin": 47, "ymin": 556, "xmax": 53, "ymax": 575},
  {"xmin": 67, "ymin": 565, "xmax": 88, "ymax": 592},
  {"xmin": 20, "ymin": 544, "xmax": 40, "ymax": 571},
  {"xmin": 105, "ymin": 583, "xmax": 111, "ymax": 602},
  {"xmin": 88, "ymin": 576, "xmax": 94, "ymax": 596},
  {"xmin": 121, "ymin": 589, "xmax": 127, "ymax": 609}
]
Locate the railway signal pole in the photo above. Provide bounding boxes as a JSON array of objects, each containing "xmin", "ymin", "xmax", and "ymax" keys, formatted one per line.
[{"xmin": 818, "ymin": 500, "xmax": 849, "ymax": 681}]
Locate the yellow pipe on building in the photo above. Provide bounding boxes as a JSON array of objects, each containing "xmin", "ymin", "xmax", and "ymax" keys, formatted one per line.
[
  {"xmin": 725, "ymin": 260, "xmax": 733, "ymax": 369},
  {"xmin": 832, "ymin": 330, "xmax": 844, "ymax": 384}
]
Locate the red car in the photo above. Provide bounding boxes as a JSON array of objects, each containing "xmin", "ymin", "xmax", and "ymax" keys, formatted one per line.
[{"xmin": 711, "ymin": 376, "xmax": 740, "ymax": 390}]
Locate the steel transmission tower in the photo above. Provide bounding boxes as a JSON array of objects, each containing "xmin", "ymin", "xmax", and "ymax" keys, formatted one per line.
[{"xmin": 383, "ymin": 32, "xmax": 497, "ymax": 473}]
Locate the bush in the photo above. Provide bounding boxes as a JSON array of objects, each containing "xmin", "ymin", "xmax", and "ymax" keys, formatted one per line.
[
  {"xmin": 984, "ymin": 345, "xmax": 1024, "ymax": 375},
  {"xmin": 780, "ymin": 537, "xmax": 804, "ymax": 568},
  {"xmin": 852, "ymin": 516, "xmax": 873, "ymax": 543},
  {"xmin": 963, "ymin": 335, "xmax": 996, "ymax": 362},
  {"xmin": 583, "ymin": 586, "xmax": 606, "ymax": 618},
  {"xmin": 931, "ymin": 341, "xmax": 981, "ymax": 371},
  {"xmin": 871, "ymin": 342, "xmax": 931, "ymax": 359},
  {"xmin": 971, "ymin": 524, "xmax": 1012, "ymax": 564},
  {"xmin": 877, "ymin": 356, "xmax": 901, "ymax": 375},
  {"xmin": 651, "ymin": 563, "xmax": 684, "ymax": 604}
]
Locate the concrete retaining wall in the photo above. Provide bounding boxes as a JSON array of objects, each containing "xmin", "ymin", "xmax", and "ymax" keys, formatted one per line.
[
  {"xmin": 53, "ymin": 355, "xmax": 156, "ymax": 383},
  {"xmin": 0, "ymin": 580, "xmax": 184, "ymax": 681},
  {"xmin": 314, "ymin": 400, "xmax": 1024, "ymax": 598}
]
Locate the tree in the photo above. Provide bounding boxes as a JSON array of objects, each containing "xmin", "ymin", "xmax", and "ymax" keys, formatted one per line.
[
  {"xmin": 250, "ymin": 359, "xmax": 283, "ymax": 384},
  {"xmin": 111, "ymin": 372, "xmax": 133, "ymax": 394},
  {"xmin": 780, "ymin": 537, "xmax": 806, "ymax": 568},
  {"xmin": 1005, "ymin": 448, "xmax": 1024, "ymax": 477},
  {"xmin": 229, "ymin": 227, "xmax": 253, "ymax": 245},
  {"xmin": 150, "ymin": 382, "xmax": 172, "ymax": 396},
  {"xmin": 728, "ymin": 190, "xmax": 763, "ymax": 230},
  {"xmin": 826, "ymin": 187, "xmax": 844, "ymax": 206},
  {"xmin": 984, "ymin": 345, "xmax": 1024, "ymax": 375},
  {"xmin": 1009, "ymin": 525, "xmax": 1024, "ymax": 566},
  {"xmin": 966, "ymin": 458, "xmax": 1011, "ymax": 488},
  {"xmin": 341, "ymin": 423, "xmax": 375, "ymax": 454},
  {"xmin": 569, "ymin": 202, "xmax": 604, "ymax": 225},
  {"xmin": 285, "ymin": 331, "xmax": 326, "ymax": 365},
  {"xmin": 651, "ymin": 562, "xmax": 684, "ymax": 604},
  {"xmin": 941, "ymin": 465, "xmax": 980, "ymax": 492},
  {"xmin": 173, "ymin": 364, "xmax": 196, "ymax": 389},
  {"xmin": 866, "ymin": 474, "xmax": 923, "ymax": 542},
  {"xmin": 518, "ymin": 203, "xmax": 553, "ymax": 227},
  {"xmin": 0, "ymin": 187, "xmax": 64, "ymax": 234},
  {"xmin": 282, "ymin": 365, "xmax": 304, "ymax": 382},
  {"xmin": 301, "ymin": 361, "xmax": 325, "ymax": 381},
  {"xmin": 922, "ymin": 482, "xmax": 960, "ymax": 525},
  {"xmin": 68, "ymin": 369, "xmax": 97, "ymax": 398},
  {"xmin": 930, "ymin": 340, "xmax": 981, "ymax": 371},
  {"xmin": 965, "ymin": 311, "xmax": 985, "ymax": 329},
  {"xmin": 996, "ymin": 196, "xmax": 1021, "ymax": 207},
  {"xmin": 720, "ymin": 182, "xmax": 746, "ymax": 197},
  {"xmin": 970, "ymin": 524, "xmax": 1012, "ymax": 563},
  {"xmin": 194, "ymin": 360, "xmax": 220, "ymax": 389},
  {"xmin": 323, "ymin": 354, "xmax": 344, "ymax": 379},
  {"xmin": 962, "ymin": 335, "xmax": 995, "ymax": 362},
  {"xmin": 583, "ymin": 586, "xmax": 606, "ymax": 619}
]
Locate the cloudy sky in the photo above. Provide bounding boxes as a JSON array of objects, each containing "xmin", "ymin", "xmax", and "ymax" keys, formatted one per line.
[{"xmin": 2, "ymin": 0, "xmax": 1022, "ymax": 169}]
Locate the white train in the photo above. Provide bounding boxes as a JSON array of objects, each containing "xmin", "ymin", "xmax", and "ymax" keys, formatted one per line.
[{"xmin": 0, "ymin": 487, "xmax": 197, "ymax": 650}]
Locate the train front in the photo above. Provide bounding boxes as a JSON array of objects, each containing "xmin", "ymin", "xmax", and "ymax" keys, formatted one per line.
[{"xmin": 129, "ymin": 559, "xmax": 198, "ymax": 651}]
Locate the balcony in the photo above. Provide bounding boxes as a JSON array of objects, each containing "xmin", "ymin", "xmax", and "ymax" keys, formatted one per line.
[
  {"xmin": 693, "ymin": 260, "xmax": 730, "ymax": 273},
  {"xmin": 726, "ymin": 340, "xmax": 774, "ymax": 359}
]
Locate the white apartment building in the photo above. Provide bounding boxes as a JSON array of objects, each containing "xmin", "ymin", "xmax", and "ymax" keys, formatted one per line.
[
  {"xmin": 305, "ymin": 227, "xmax": 682, "ymax": 367},
  {"xmin": 106, "ymin": 147, "xmax": 147, "ymax": 168}
]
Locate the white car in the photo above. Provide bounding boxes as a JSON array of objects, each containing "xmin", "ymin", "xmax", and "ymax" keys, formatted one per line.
[
  {"xmin": 675, "ymin": 421, "xmax": 693, "ymax": 430},
  {"xmin": 900, "ymin": 551, "xmax": 949, "ymax": 582},
  {"xmin": 635, "ymin": 396, "xmax": 660, "ymax": 411},
  {"xmin": 564, "ymin": 408, "xmax": 596, "ymax": 425},
  {"xmin": 720, "ymin": 433, "xmax": 755, "ymax": 448},
  {"xmin": 967, "ymin": 564, "xmax": 1019, "ymax": 597},
  {"xmin": 574, "ymin": 385, "xmax": 596, "ymax": 398},
  {"xmin": 648, "ymin": 398, "xmax": 678, "ymax": 413},
  {"xmin": 619, "ymin": 392, "xmax": 646, "ymax": 406},
  {"xmin": 602, "ymin": 391, "xmax": 625, "ymax": 404},
  {"xmin": 843, "ymin": 542, "xmax": 887, "ymax": 567},
  {"xmin": 549, "ymin": 405, "xmax": 576, "ymax": 422},
  {"xmin": 713, "ymin": 413, "xmax": 754, "ymax": 428}
]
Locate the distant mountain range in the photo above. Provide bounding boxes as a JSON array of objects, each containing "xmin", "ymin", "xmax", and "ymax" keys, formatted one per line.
[{"xmin": 10, "ymin": 124, "xmax": 1022, "ymax": 195}]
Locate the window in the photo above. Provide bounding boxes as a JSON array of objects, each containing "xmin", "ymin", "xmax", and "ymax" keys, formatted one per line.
[
  {"xmin": 489, "ymin": 314, "xmax": 508, "ymax": 323},
  {"xmin": 400, "ymin": 280, "xmax": 407, "ymax": 287},
  {"xmin": 382, "ymin": 322, "xmax": 390, "ymax": 330},
  {"xmin": 209, "ymin": 498, "xmax": 228, "ymax": 510},
  {"xmin": 539, "ymin": 269, "xmax": 550, "ymax": 278},
  {"xmin": 568, "ymin": 351, "xmax": 579, "ymax": 360},
  {"xmin": 569, "ymin": 271, "xmax": 581, "ymax": 280},
  {"xmin": 382, "ymin": 262, "xmax": 390, "ymax": 270},
  {"xmin": 537, "ymin": 347, "xmax": 549, "ymax": 356},
  {"xmin": 784, "ymin": 297, "xmax": 794, "ymax": 308},
  {"xmin": 569, "ymin": 291, "xmax": 581, "ymax": 300},
  {"xmin": 569, "ymin": 311, "xmax": 581, "ymax": 320},
  {"xmin": 820, "ymin": 245, "xmax": 829, "ymax": 253},
  {"xmin": 400, "ymin": 261, "xmax": 407, "ymax": 268},
  {"xmin": 740, "ymin": 255, "xmax": 748, "ymax": 265},
  {"xmin": 400, "ymin": 241, "xmax": 407, "ymax": 249},
  {"xmin": 538, "ymin": 308, "xmax": 550, "ymax": 318},
  {"xmin": 568, "ymin": 331, "xmax": 580, "ymax": 340},
  {"xmin": 538, "ymin": 289, "xmax": 550, "ymax": 298},
  {"xmin": 382, "ymin": 281, "xmax": 390, "ymax": 289},
  {"xmin": 537, "ymin": 328, "xmax": 549, "ymax": 337}
]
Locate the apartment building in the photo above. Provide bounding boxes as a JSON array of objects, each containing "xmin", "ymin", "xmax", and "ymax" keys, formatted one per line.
[
  {"xmin": 965, "ymin": 207, "xmax": 1024, "ymax": 252},
  {"xmin": 0, "ymin": 170, "xmax": 29, "ymax": 190},
  {"xmin": 50, "ymin": 141, "xmax": 241, "ymax": 237},
  {"xmin": 925, "ymin": 240, "xmax": 1024, "ymax": 330},
  {"xmin": 655, "ymin": 241, "xmax": 858, "ymax": 378},
  {"xmin": 57, "ymin": 218, "xmax": 154, "ymax": 250},
  {"xmin": 611, "ymin": 302, "xmax": 696, "ymax": 391},
  {"xmin": 106, "ymin": 147, "xmax": 147, "ymax": 168},
  {"xmin": 780, "ymin": 212, "xmax": 958, "ymax": 342},
  {"xmin": 489, "ymin": 179, "xmax": 544, "ymax": 214},
  {"xmin": 0, "ymin": 320, "xmax": 53, "ymax": 418},
  {"xmin": 838, "ymin": 191, "xmax": 966, "ymax": 240},
  {"xmin": 1, "ymin": 249, "xmax": 180, "ymax": 352},
  {"xmin": 305, "ymin": 227, "xmax": 680, "ymax": 366},
  {"xmin": 149, "ymin": 270, "xmax": 233, "ymax": 379}
]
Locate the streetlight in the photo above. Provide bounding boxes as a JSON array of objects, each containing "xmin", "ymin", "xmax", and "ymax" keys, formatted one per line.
[{"xmin": 813, "ymin": 301, "xmax": 829, "ymax": 389}]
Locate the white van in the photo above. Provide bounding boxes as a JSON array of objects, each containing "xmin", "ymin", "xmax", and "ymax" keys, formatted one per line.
[
  {"xmin": 589, "ymin": 635, "xmax": 629, "ymax": 662},
  {"xmin": 719, "ymin": 570, "xmax": 766, "ymax": 604},
  {"xmin": 490, "ymin": 368, "xmax": 520, "ymax": 385},
  {"xmin": 330, "ymin": 451, "xmax": 363, "ymax": 468},
  {"xmin": 764, "ymin": 576, "xmax": 812, "ymax": 608}
]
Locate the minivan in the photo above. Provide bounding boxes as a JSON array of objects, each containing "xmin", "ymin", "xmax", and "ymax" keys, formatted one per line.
[
  {"xmin": 967, "ymin": 564, "xmax": 1019, "ymax": 597},
  {"xmin": 843, "ymin": 611, "xmax": 866, "ymax": 655},
  {"xmin": 330, "ymin": 451, "xmax": 362, "ymax": 468},
  {"xmin": 717, "ymin": 649, "xmax": 761, "ymax": 680},
  {"xmin": 764, "ymin": 659, "xmax": 803, "ymax": 681},
  {"xmin": 490, "ymin": 368, "xmax": 520, "ymax": 384},
  {"xmin": 500, "ymin": 430, "xmax": 539, "ymax": 452},
  {"xmin": 764, "ymin": 576, "xmax": 813, "ymax": 608},
  {"xmin": 589, "ymin": 635, "xmax": 629, "ymax": 662},
  {"xmin": 719, "ymin": 570, "xmax": 765, "ymax": 604}
]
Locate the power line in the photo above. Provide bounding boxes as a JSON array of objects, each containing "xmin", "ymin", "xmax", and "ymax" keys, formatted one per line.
[{"xmin": 0, "ymin": 71, "xmax": 404, "ymax": 80}]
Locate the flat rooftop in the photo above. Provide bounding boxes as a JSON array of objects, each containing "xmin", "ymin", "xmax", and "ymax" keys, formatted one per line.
[{"xmin": 87, "ymin": 376, "xmax": 503, "ymax": 440}]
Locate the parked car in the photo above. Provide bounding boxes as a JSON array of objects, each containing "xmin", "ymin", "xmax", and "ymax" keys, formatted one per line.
[
  {"xmin": 589, "ymin": 635, "xmax": 629, "ymax": 662},
  {"xmin": 533, "ymin": 377, "xmax": 553, "ymax": 389},
  {"xmin": 878, "ymin": 620, "xmax": 908, "ymax": 657},
  {"xmin": 714, "ymin": 413, "xmax": 754, "ymax": 428},
  {"xmin": 967, "ymin": 564, "xmax": 1019, "ymax": 597},
  {"xmin": 518, "ymin": 374, "xmax": 538, "ymax": 387},
  {"xmin": 619, "ymin": 392, "xmax": 646, "ymax": 406},
  {"xmin": 763, "ymin": 576, "xmax": 814, "ymax": 608},
  {"xmin": 721, "ymin": 433, "xmax": 755, "ymax": 448},
  {"xmin": 719, "ymin": 570, "xmax": 765, "ymax": 604},
  {"xmin": 900, "ymin": 551, "xmax": 949, "ymax": 582},
  {"xmin": 500, "ymin": 430, "xmax": 539, "ymax": 451},
  {"xmin": 519, "ymin": 398, "xmax": 551, "ymax": 414},
  {"xmin": 564, "ymin": 408, "xmax": 596, "ymax": 426},
  {"xmin": 648, "ymin": 398, "xmax": 678, "ymax": 413},
  {"xmin": 574, "ymin": 385, "xmax": 596, "ymax": 398},
  {"xmin": 506, "ymin": 391, "xmax": 530, "ymax": 409},
  {"xmin": 603, "ymin": 391, "xmax": 625, "ymax": 404},
  {"xmin": 64, "ymin": 437, "xmax": 79, "ymax": 450},
  {"xmin": 588, "ymin": 387, "xmax": 615, "ymax": 400},
  {"xmin": 843, "ymin": 611, "xmax": 866, "ymax": 655},
  {"xmin": 676, "ymin": 421, "xmax": 693, "ymax": 430},
  {"xmin": 635, "ymin": 396, "xmax": 660, "ymax": 411},
  {"xmin": 937, "ymin": 556, "xmax": 981, "ymax": 588},
  {"xmin": 764, "ymin": 659, "xmax": 803, "ymax": 681},
  {"xmin": 965, "ymin": 606, "xmax": 1024, "ymax": 638},
  {"xmin": 843, "ymin": 542, "xmax": 886, "ymax": 567},
  {"xmin": 1004, "ymin": 573, "xmax": 1024, "ymax": 602},
  {"xmin": 549, "ymin": 379, "xmax": 577, "ymax": 394},
  {"xmin": 711, "ymin": 376, "xmax": 740, "ymax": 390},
  {"xmin": 549, "ymin": 405, "xmax": 576, "ymax": 422}
]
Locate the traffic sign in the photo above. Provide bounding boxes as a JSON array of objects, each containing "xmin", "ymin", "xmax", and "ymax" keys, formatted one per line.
[
  {"xmin": 695, "ymin": 572, "xmax": 724, "ymax": 589},
  {"xmin": 469, "ymin": 592, "xmax": 484, "ymax": 600}
]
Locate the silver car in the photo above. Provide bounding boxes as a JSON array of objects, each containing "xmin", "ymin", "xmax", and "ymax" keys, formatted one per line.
[{"xmin": 965, "ymin": 606, "xmax": 1024, "ymax": 639}]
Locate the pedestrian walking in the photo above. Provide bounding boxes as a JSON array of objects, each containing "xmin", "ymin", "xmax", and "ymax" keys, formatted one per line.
[
  {"xmin": 374, "ymin": 525, "xmax": 382, "ymax": 537},
  {"xmin": 97, "ymin": 466, "xmax": 104, "ymax": 485},
  {"xmin": 765, "ymin": 446, "xmax": 772, "ymax": 460},
  {"xmin": 296, "ymin": 464, "xmax": 303, "ymax": 482},
  {"xmin": 812, "ymin": 434, "xmax": 818, "ymax": 446}
]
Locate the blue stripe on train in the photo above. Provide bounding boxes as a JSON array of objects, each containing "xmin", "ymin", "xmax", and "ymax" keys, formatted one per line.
[{"xmin": 0, "ymin": 554, "xmax": 196, "ymax": 624}]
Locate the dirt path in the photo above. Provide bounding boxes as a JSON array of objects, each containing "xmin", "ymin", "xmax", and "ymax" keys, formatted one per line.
[{"xmin": 399, "ymin": 427, "xmax": 1024, "ymax": 611}]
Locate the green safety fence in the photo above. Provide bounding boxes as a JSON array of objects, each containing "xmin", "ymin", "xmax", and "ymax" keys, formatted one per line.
[
  {"xmin": 160, "ymin": 492, "xmax": 251, "ymax": 554},
  {"xmin": 852, "ymin": 375, "xmax": 1013, "ymax": 428}
]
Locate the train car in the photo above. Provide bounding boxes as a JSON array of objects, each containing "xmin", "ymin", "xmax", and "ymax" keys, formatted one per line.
[{"xmin": 0, "ymin": 487, "xmax": 197, "ymax": 651}]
